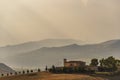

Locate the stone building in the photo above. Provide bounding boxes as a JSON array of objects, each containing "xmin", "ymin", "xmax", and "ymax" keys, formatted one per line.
[{"xmin": 64, "ymin": 59, "xmax": 86, "ymax": 67}]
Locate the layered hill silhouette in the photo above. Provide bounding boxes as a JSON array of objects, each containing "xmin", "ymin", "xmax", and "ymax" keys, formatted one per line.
[
  {"xmin": 0, "ymin": 39, "xmax": 83, "ymax": 58},
  {"xmin": 6, "ymin": 39, "xmax": 120, "ymax": 69},
  {"xmin": 0, "ymin": 63, "xmax": 15, "ymax": 74}
]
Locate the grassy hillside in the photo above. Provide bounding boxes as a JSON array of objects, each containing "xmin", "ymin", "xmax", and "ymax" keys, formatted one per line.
[{"xmin": 0, "ymin": 72, "xmax": 106, "ymax": 80}]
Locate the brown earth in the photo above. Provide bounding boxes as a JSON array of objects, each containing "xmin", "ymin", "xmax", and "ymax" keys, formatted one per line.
[{"xmin": 0, "ymin": 72, "xmax": 119, "ymax": 80}]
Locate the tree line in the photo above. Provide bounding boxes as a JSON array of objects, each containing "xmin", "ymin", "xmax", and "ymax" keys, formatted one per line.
[
  {"xmin": 1, "ymin": 68, "xmax": 41, "ymax": 77},
  {"xmin": 48, "ymin": 65, "xmax": 95, "ymax": 74},
  {"xmin": 90, "ymin": 56, "xmax": 120, "ymax": 72}
]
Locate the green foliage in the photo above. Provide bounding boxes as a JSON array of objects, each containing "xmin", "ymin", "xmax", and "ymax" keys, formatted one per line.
[
  {"xmin": 100, "ymin": 58, "xmax": 105, "ymax": 67},
  {"xmin": 90, "ymin": 58, "xmax": 99, "ymax": 66},
  {"xmin": 116, "ymin": 59, "xmax": 120, "ymax": 66},
  {"xmin": 49, "ymin": 66, "xmax": 89, "ymax": 74},
  {"xmin": 99, "ymin": 56, "xmax": 118, "ymax": 72},
  {"xmin": 95, "ymin": 72, "xmax": 112, "ymax": 76}
]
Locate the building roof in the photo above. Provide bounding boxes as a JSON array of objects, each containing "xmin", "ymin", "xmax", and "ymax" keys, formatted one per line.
[{"xmin": 66, "ymin": 61, "xmax": 85, "ymax": 63}]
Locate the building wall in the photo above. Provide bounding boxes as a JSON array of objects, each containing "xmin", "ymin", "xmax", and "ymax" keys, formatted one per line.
[
  {"xmin": 64, "ymin": 59, "xmax": 86, "ymax": 67},
  {"xmin": 64, "ymin": 63, "xmax": 77, "ymax": 67},
  {"xmin": 64, "ymin": 62, "xmax": 86, "ymax": 67}
]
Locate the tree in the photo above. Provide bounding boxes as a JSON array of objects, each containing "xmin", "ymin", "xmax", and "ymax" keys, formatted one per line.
[
  {"xmin": 10, "ymin": 72, "xmax": 13, "ymax": 75},
  {"xmin": 52, "ymin": 65, "xmax": 56, "ymax": 73},
  {"xmin": 100, "ymin": 58, "xmax": 105, "ymax": 67},
  {"xmin": 27, "ymin": 70, "xmax": 29, "ymax": 74},
  {"xmin": 90, "ymin": 58, "xmax": 99, "ymax": 66},
  {"xmin": 15, "ymin": 72, "xmax": 17, "ymax": 75},
  {"xmin": 38, "ymin": 68, "xmax": 41, "ymax": 72},
  {"xmin": 31, "ymin": 70, "xmax": 33, "ymax": 73},
  {"xmin": 99, "ymin": 56, "xmax": 117, "ymax": 72},
  {"xmin": 116, "ymin": 59, "xmax": 120, "ymax": 66},
  {"xmin": 7, "ymin": 73, "xmax": 9, "ymax": 76},
  {"xmin": 19, "ymin": 72, "xmax": 21, "ymax": 75},
  {"xmin": 23, "ymin": 70, "xmax": 25, "ymax": 74},
  {"xmin": 1, "ymin": 74, "xmax": 4, "ymax": 77},
  {"xmin": 45, "ymin": 66, "xmax": 48, "ymax": 71}
]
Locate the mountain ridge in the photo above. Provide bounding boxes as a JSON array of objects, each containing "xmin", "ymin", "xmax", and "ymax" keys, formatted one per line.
[
  {"xmin": 0, "ymin": 39, "xmax": 83, "ymax": 58},
  {"xmin": 7, "ymin": 39, "xmax": 120, "ymax": 69}
]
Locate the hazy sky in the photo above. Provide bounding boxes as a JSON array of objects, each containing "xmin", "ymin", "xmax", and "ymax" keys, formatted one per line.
[{"xmin": 0, "ymin": 0, "xmax": 120, "ymax": 46}]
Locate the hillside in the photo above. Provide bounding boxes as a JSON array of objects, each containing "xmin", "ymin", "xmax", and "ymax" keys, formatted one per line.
[
  {"xmin": 0, "ymin": 63, "xmax": 15, "ymax": 74},
  {"xmin": 8, "ymin": 39, "xmax": 120, "ymax": 68},
  {"xmin": 0, "ymin": 72, "xmax": 106, "ymax": 80}
]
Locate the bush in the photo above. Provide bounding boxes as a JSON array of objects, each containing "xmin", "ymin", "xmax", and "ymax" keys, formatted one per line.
[
  {"xmin": 95, "ymin": 72, "xmax": 112, "ymax": 76},
  {"xmin": 49, "ymin": 67, "xmax": 92, "ymax": 74}
]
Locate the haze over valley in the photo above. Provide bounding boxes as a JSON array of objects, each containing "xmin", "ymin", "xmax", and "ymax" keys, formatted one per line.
[{"xmin": 0, "ymin": 39, "xmax": 119, "ymax": 70}]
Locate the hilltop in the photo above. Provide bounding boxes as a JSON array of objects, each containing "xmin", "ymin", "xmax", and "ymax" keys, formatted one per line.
[
  {"xmin": 1, "ymin": 72, "xmax": 120, "ymax": 80},
  {"xmin": 0, "ymin": 72, "xmax": 106, "ymax": 80}
]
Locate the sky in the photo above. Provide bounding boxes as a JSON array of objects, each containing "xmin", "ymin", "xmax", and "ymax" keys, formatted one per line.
[{"xmin": 0, "ymin": 0, "xmax": 120, "ymax": 46}]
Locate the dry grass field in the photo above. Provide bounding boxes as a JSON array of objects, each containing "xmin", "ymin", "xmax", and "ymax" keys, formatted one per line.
[
  {"xmin": 0, "ymin": 72, "xmax": 120, "ymax": 80},
  {"xmin": 0, "ymin": 72, "xmax": 106, "ymax": 80}
]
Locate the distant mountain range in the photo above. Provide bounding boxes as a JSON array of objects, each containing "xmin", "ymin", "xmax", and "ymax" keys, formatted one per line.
[
  {"xmin": 0, "ymin": 39, "xmax": 83, "ymax": 68},
  {"xmin": 0, "ymin": 63, "xmax": 15, "ymax": 74},
  {"xmin": 4, "ymin": 39, "xmax": 120, "ymax": 69},
  {"xmin": 0, "ymin": 39, "xmax": 83, "ymax": 58}
]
